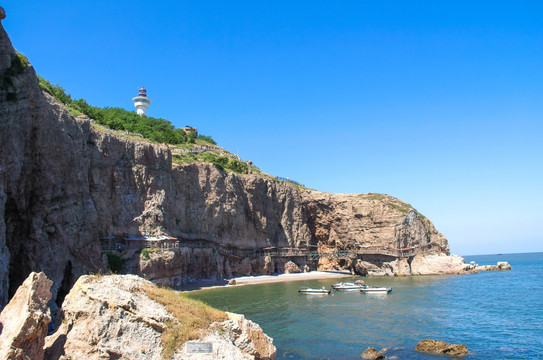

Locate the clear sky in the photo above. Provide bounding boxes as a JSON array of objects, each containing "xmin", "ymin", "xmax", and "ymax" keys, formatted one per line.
[{"xmin": 3, "ymin": 1, "xmax": 542, "ymax": 255}]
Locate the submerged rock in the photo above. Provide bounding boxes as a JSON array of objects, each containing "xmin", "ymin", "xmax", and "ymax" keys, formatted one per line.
[
  {"xmin": 0, "ymin": 272, "xmax": 52, "ymax": 360},
  {"xmin": 415, "ymin": 339, "xmax": 468, "ymax": 357},
  {"xmin": 360, "ymin": 347, "xmax": 385, "ymax": 359}
]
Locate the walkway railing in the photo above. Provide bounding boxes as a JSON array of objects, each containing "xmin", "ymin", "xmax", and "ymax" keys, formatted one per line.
[{"xmin": 101, "ymin": 238, "xmax": 440, "ymax": 260}]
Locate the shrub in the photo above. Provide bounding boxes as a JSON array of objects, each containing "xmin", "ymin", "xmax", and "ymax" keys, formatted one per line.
[
  {"xmin": 106, "ymin": 253, "xmax": 126, "ymax": 274},
  {"xmin": 141, "ymin": 248, "xmax": 161, "ymax": 261},
  {"xmin": 197, "ymin": 134, "xmax": 216, "ymax": 145},
  {"xmin": 226, "ymin": 159, "xmax": 249, "ymax": 174}
]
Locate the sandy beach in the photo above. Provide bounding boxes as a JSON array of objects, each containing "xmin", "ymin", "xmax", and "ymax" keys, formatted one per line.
[{"xmin": 183, "ymin": 270, "xmax": 354, "ymax": 292}]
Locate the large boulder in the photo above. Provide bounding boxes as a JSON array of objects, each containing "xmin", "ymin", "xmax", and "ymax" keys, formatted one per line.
[
  {"xmin": 177, "ymin": 312, "xmax": 276, "ymax": 360},
  {"xmin": 284, "ymin": 261, "xmax": 302, "ymax": 274},
  {"xmin": 0, "ymin": 272, "xmax": 53, "ymax": 360},
  {"xmin": 44, "ymin": 275, "xmax": 172, "ymax": 360},
  {"xmin": 415, "ymin": 339, "xmax": 468, "ymax": 357},
  {"xmin": 43, "ymin": 274, "xmax": 276, "ymax": 360},
  {"xmin": 410, "ymin": 254, "xmax": 472, "ymax": 275}
]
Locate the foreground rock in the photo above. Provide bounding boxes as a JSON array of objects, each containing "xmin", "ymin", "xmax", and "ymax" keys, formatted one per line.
[
  {"xmin": 360, "ymin": 347, "xmax": 385, "ymax": 359},
  {"xmin": 415, "ymin": 339, "xmax": 468, "ymax": 357},
  {"xmin": 179, "ymin": 312, "xmax": 276, "ymax": 360},
  {"xmin": 0, "ymin": 272, "xmax": 52, "ymax": 360},
  {"xmin": 44, "ymin": 274, "xmax": 275, "ymax": 360}
]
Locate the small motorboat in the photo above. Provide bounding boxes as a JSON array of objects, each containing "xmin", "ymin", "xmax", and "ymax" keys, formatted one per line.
[
  {"xmin": 298, "ymin": 286, "xmax": 331, "ymax": 295},
  {"xmin": 331, "ymin": 280, "xmax": 366, "ymax": 291},
  {"xmin": 360, "ymin": 286, "xmax": 392, "ymax": 294}
]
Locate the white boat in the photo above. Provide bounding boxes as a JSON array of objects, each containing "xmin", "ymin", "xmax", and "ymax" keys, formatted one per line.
[
  {"xmin": 331, "ymin": 281, "xmax": 366, "ymax": 291},
  {"xmin": 360, "ymin": 286, "xmax": 392, "ymax": 294},
  {"xmin": 298, "ymin": 287, "xmax": 331, "ymax": 295}
]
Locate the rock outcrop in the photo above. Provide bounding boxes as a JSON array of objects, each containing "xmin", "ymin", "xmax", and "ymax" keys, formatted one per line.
[
  {"xmin": 360, "ymin": 347, "xmax": 385, "ymax": 359},
  {"xmin": 475, "ymin": 261, "xmax": 511, "ymax": 271},
  {"xmin": 43, "ymin": 274, "xmax": 275, "ymax": 360},
  {"xmin": 410, "ymin": 254, "xmax": 473, "ymax": 275},
  {"xmin": 192, "ymin": 312, "xmax": 276, "ymax": 360},
  {"xmin": 1, "ymin": 10, "xmax": 460, "ymax": 309},
  {"xmin": 0, "ymin": 272, "xmax": 52, "ymax": 360},
  {"xmin": 44, "ymin": 275, "xmax": 172, "ymax": 360},
  {"xmin": 415, "ymin": 339, "xmax": 468, "ymax": 357}
]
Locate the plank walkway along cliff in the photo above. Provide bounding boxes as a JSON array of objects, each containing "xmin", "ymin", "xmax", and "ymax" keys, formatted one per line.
[{"xmin": 101, "ymin": 237, "xmax": 434, "ymax": 260}]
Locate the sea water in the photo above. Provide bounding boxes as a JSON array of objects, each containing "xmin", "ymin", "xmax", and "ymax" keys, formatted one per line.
[{"xmin": 189, "ymin": 253, "xmax": 543, "ymax": 359}]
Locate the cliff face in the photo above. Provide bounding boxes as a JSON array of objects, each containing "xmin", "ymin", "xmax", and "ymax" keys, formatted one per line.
[{"xmin": 0, "ymin": 17, "xmax": 449, "ymax": 308}]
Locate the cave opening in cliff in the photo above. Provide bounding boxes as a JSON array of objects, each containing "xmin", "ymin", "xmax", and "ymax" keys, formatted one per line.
[
  {"xmin": 56, "ymin": 261, "xmax": 73, "ymax": 307},
  {"xmin": 5, "ymin": 197, "xmax": 32, "ymax": 300}
]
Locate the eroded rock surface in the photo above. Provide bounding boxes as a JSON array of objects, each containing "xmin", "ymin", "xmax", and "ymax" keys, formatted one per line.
[
  {"xmin": 0, "ymin": 272, "xmax": 52, "ymax": 360},
  {"xmin": 475, "ymin": 261, "xmax": 511, "ymax": 271},
  {"xmin": 415, "ymin": 339, "xmax": 468, "ymax": 357},
  {"xmin": 360, "ymin": 347, "xmax": 385, "ymax": 359},
  {"xmin": 183, "ymin": 312, "xmax": 277, "ymax": 360},
  {"xmin": 410, "ymin": 254, "xmax": 473, "ymax": 275},
  {"xmin": 43, "ymin": 274, "xmax": 275, "ymax": 360}
]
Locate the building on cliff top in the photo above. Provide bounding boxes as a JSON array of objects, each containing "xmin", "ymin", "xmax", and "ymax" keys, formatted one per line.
[{"xmin": 132, "ymin": 87, "xmax": 151, "ymax": 116}]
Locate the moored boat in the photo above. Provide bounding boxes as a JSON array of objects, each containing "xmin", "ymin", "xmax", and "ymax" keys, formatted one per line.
[
  {"xmin": 298, "ymin": 287, "xmax": 331, "ymax": 295},
  {"xmin": 331, "ymin": 280, "xmax": 366, "ymax": 291},
  {"xmin": 360, "ymin": 286, "xmax": 392, "ymax": 294}
]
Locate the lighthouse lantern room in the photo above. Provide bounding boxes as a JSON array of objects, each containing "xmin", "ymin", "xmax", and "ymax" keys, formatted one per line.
[{"xmin": 132, "ymin": 87, "xmax": 152, "ymax": 116}]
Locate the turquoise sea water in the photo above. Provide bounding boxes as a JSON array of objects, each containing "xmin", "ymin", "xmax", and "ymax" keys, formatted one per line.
[{"xmin": 189, "ymin": 253, "xmax": 543, "ymax": 359}]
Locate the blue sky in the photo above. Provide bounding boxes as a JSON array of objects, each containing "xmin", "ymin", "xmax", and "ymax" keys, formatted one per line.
[{"xmin": 3, "ymin": 1, "xmax": 542, "ymax": 255}]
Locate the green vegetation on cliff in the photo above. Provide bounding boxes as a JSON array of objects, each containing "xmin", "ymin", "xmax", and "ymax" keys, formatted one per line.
[
  {"xmin": 1, "ymin": 52, "xmax": 30, "ymax": 101},
  {"xmin": 36, "ymin": 76, "xmax": 297, "ymax": 179},
  {"xmin": 37, "ymin": 76, "xmax": 215, "ymax": 146},
  {"xmin": 105, "ymin": 253, "xmax": 126, "ymax": 274}
]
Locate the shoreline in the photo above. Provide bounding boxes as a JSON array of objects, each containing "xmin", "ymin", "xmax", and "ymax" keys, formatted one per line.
[{"xmin": 181, "ymin": 270, "xmax": 354, "ymax": 292}]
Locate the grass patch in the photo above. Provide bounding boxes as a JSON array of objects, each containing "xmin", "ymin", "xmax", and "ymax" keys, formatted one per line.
[
  {"xmin": 143, "ymin": 285, "xmax": 227, "ymax": 359},
  {"xmin": 141, "ymin": 248, "xmax": 161, "ymax": 261},
  {"xmin": 17, "ymin": 52, "xmax": 30, "ymax": 68},
  {"xmin": 367, "ymin": 193, "xmax": 415, "ymax": 214},
  {"xmin": 172, "ymin": 150, "xmax": 256, "ymax": 175},
  {"xmin": 387, "ymin": 202, "xmax": 412, "ymax": 213},
  {"xmin": 369, "ymin": 193, "xmax": 386, "ymax": 201}
]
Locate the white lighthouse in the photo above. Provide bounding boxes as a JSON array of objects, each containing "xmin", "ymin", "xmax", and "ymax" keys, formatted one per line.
[{"xmin": 132, "ymin": 87, "xmax": 152, "ymax": 116}]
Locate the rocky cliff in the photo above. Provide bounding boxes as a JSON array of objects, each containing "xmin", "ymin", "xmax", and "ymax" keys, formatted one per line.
[{"xmin": 1, "ymin": 12, "xmax": 452, "ymax": 309}]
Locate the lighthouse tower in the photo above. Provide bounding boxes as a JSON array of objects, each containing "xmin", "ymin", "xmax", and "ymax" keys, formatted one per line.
[{"xmin": 132, "ymin": 87, "xmax": 152, "ymax": 116}]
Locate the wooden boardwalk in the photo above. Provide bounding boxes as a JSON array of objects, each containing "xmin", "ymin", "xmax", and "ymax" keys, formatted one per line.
[{"xmin": 101, "ymin": 237, "xmax": 428, "ymax": 260}]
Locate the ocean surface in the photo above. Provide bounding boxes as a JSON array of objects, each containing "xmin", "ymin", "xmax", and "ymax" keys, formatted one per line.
[{"xmin": 189, "ymin": 253, "xmax": 543, "ymax": 359}]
